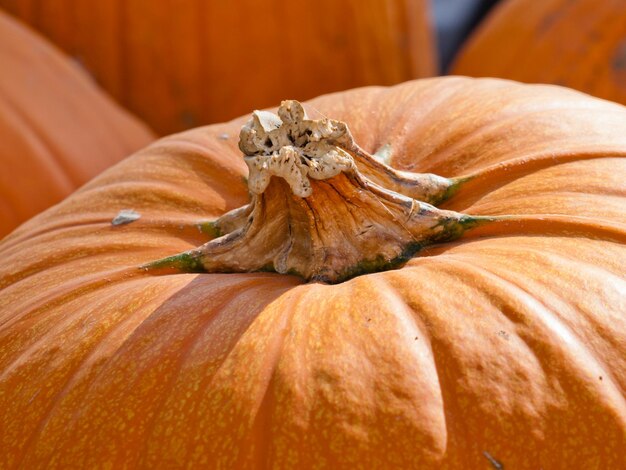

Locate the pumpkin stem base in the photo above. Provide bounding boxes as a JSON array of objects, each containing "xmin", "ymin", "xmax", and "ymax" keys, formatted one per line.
[{"xmin": 144, "ymin": 100, "xmax": 493, "ymax": 283}]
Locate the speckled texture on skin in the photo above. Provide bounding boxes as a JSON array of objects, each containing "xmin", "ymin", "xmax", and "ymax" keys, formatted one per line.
[{"xmin": 0, "ymin": 77, "xmax": 625, "ymax": 469}]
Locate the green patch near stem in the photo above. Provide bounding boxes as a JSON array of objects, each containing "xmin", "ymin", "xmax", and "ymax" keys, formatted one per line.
[
  {"xmin": 196, "ymin": 220, "xmax": 222, "ymax": 238},
  {"xmin": 430, "ymin": 175, "xmax": 474, "ymax": 206},
  {"xmin": 314, "ymin": 214, "xmax": 496, "ymax": 284},
  {"xmin": 431, "ymin": 213, "xmax": 495, "ymax": 242},
  {"xmin": 318, "ymin": 250, "xmax": 420, "ymax": 284},
  {"xmin": 370, "ymin": 144, "xmax": 473, "ymax": 207},
  {"xmin": 144, "ymin": 214, "xmax": 498, "ymax": 282},
  {"xmin": 143, "ymin": 252, "xmax": 206, "ymax": 273}
]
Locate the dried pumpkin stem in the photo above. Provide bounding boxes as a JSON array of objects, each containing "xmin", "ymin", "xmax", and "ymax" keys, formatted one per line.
[{"xmin": 145, "ymin": 100, "xmax": 494, "ymax": 283}]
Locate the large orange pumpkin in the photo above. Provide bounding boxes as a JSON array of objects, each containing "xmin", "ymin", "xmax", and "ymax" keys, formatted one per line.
[
  {"xmin": 452, "ymin": 0, "xmax": 626, "ymax": 106},
  {"xmin": 1, "ymin": 77, "xmax": 625, "ymax": 468},
  {"xmin": 0, "ymin": 10, "xmax": 154, "ymax": 238},
  {"xmin": 0, "ymin": 0, "xmax": 436, "ymax": 134}
]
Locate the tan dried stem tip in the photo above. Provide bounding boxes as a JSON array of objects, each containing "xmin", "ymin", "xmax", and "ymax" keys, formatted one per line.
[{"xmin": 145, "ymin": 100, "xmax": 490, "ymax": 283}]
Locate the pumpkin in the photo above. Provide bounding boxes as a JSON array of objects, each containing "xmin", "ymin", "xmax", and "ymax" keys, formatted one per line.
[
  {"xmin": 1, "ymin": 77, "xmax": 625, "ymax": 468},
  {"xmin": 452, "ymin": 0, "xmax": 626, "ymax": 106},
  {"xmin": 0, "ymin": 0, "xmax": 436, "ymax": 134},
  {"xmin": 0, "ymin": 10, "xmax": 154, "ymax": 239}
]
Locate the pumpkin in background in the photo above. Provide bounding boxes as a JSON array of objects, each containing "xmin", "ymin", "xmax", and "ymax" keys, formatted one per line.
[
  {"xmin": 1, "ymin": 77, "xmax": 625, "ymax": 468},
  {"xmin": 0, "ymin": 0, "xmax": 435, "ymax": 135},
  {"xmin": 0, "ymin": 10, "xmax": 154, "ymax": 238},
  {"xmin": 452, "ymin": 0, "xmax": 626, "ymax": 106}
]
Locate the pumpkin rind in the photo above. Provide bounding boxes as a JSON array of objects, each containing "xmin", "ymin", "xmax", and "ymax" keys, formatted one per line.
[
  {"xmin": 0, "ymin": 77, "xmax": 625, "ymax": 469},
  {"xmin": 0, "ymin": 10, "xmax": 154, "ymax": 238}
]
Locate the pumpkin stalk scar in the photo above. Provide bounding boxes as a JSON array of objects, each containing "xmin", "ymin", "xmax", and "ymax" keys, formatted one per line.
[{"xmin": 143, "ymin": 100, "xmax": 495, "ymax": 283}]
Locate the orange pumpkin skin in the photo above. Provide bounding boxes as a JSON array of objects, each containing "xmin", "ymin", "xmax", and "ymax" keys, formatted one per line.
[
  {"xmin": 452, "ymin": 0, "xmax": 626, "ymax": 106},
  {"xmin": 0, "ymin": 11, "xmax": 154, "ymax": 238},
  {"xmin": 1, "ymin": 77, "xmax": 625, "ymax": 469},
  {"xmin": 0, "ymin": 0, "xmax": 435, "ymax": 135}
]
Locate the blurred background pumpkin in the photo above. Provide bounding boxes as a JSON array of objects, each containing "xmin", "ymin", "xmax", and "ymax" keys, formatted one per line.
[
  {"xmin": 0, "ymin": 10, "xmax": 154, "ymax": 238},
  {"xmin": 453, "ymin": 0, "xmax": 626, "ymax": 107},
  {"xmin": 0, "ymin": 0, "xmax": 437, "ymax": 135},
  {"xmin": 5, "ymin": 0, "xmax": 624, "ymax": 134}
]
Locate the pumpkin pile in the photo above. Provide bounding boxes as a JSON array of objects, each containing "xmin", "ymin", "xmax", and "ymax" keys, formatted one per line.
[{"xmin": 0, "ymin": 3, "xmax": 625, "ymax": 469}]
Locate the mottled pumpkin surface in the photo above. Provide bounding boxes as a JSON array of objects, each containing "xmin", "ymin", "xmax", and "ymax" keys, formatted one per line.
[
  {"xmin": 1, "ymin": 77, "xmax": 625, "ymax": 469},
  {"xmin": 0, "ymin": 10, "xmax": 154, "ymax": 238}
]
